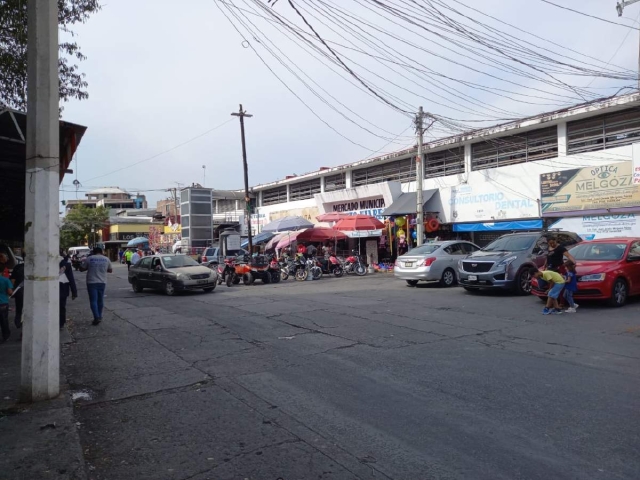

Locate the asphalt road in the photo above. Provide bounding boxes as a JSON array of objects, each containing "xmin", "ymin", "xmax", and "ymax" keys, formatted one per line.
[{"xmin": 64, "ymin": 264, "xmax": 640, "ymax": 480}]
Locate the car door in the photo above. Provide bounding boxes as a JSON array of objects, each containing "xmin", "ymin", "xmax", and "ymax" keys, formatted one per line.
[
  {"xmin": 627, "ymin": 241, "xmax": 640, "ymax": 294},
  {"xmin": 531, "ymin": 236, "xmax": 548, "ymax": 269},
  {"xmin": 148, "ymin": 257, "xmax": 165, "ymax": 290},
  {"xmin": 441, "ymin": 243, "xmax": 465, "ymax": 277},
  {"xmin": 136, "ymin": 257, "xmax": 152, "ymax": 287}
]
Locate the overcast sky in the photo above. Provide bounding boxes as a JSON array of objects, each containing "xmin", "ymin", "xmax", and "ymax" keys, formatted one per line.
[{"xmin": 60, "ymin": 0, "xmax": 640, "ymax": 206}]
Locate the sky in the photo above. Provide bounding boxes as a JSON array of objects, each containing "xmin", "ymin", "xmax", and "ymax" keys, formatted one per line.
[{"xmin": 59, "ymin": 0, "xmax": 640, "ymax": 206}]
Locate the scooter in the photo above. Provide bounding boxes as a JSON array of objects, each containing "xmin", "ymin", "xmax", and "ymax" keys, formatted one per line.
[{"xmin": 318, "ymin": 255, "xmax": 344, "ymax": 277}]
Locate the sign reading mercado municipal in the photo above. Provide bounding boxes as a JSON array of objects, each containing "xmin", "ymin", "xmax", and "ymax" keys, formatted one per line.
[{"xmin": 540, "ymin": 162, "xmax": 640, "ymax": 215}]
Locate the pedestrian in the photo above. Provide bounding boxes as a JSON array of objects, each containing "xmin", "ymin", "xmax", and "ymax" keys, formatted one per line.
[
  {"xmin": 297, "ymin": 243, "xmax": 307, "ymax": 256},
  {"xmin": 544, "ymin": 236, "xmax": 576, "ymax": 273},
  {"xmin": 118, "ymin": 248, "xmax": 124, "ymax": 264},
  {"xmin": 59, "ymin": 250, "xmax": 78, "ymax": 329},
  {"xmin": 131, "ymin": 249, "xmax": 141, "ymax": 265},
  {"xmin": 531, "ymin": 268, "xmax": 565, "ymax": 315},
  {"xmin": 0, "ymin": 264, "xmax": 14, "ymax": 342},
  {"xmin": 124, "ymin": 248, "xmax": 133, "ymax": 271},
  {"xmin": 306, "ymin": 243, "xmax": 317, "ymax": 258},
  {"xmin": 563, "ymin": 260, "xmax": 579, "ymax": 313},
  {"xmin": 10, "ymin": 255, "xmax": 24, "ymax": 330},
  {"xmin": 80, "ymin": 247, "xmax": 112, "ymax": 326}
]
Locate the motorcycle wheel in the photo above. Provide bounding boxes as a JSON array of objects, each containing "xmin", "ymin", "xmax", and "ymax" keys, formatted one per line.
[
  {"xmin": 355, "ymin": 264, "xmax": 367, "ymax": 276},
  {"xmin": 311, "ymin": 267, "xmax": 322, "ymax": 280},
  {"xmin": 295, "ymin": 268, "xmax": 308, "ymax": 281},
  {"xmin": 333, "ymin": 266, "xmax": 344, "ymax": 278},
  {"xmin": 226, "ymin": 273, "xmax": 234, "ymax": 287},
  {"xmin": 281, "ymin": 269, "xmax": 289, "ymax": 281}
]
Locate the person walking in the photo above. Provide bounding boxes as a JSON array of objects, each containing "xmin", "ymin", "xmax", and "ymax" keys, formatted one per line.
[
  {"xmin": 59, "ymin": 250, "xmax": 78, "ymax": 329},
  {"xmin": 9, "ymin": 255, "xmax": 24, "ymax": 330},
  {"xmin": 0, "ymin": 270, "xmax": 14, "ymax": 342},
  {"xmin": 563, "ymin": 260, "xmax": 579, "ymax": 313},
  {"xmin": 118, "ymin": 248, "xmax": 124, "ymax": 264},
  {"xmin": 124, "ymin": 248, "xmax": 133, "ymax": 271},
  {"xmin": 131, "ymin": 249, "xmax": 141, "ymax": 265},
  {"xmin": 80, "ymin": 247, "xmax": 112, "ymax": 326}
]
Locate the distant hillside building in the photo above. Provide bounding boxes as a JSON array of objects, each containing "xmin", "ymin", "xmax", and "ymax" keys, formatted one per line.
[{"xmin": 65, "ymin": 187, "xmax": 147, "ymax": 212}]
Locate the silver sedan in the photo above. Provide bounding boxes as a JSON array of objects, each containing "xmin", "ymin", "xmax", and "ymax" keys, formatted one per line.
[{"xmin": 394, "ymin": 241, "xmax": 480, "ymax": 287}]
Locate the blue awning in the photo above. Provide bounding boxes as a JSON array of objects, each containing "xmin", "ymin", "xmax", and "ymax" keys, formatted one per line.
[
  {"xmin": 241, "ymin": 231, "xmax": 275, "ymax": 248},
  {"xmin": 453, "ymin": 220, "xmax": 543, "ymax": 232}
]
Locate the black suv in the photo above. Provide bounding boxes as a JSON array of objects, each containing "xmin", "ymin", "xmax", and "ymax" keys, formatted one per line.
[{"xmin": 457, "ymin": 231, "xmax": 582, "ymax": 295}]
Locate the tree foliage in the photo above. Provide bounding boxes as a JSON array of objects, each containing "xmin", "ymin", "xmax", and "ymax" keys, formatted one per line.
[
  {"xmin": 0, "ymin": 0, "xmax": 100, "ymax": 111},
  {"xmin": 60, "ymin": 205, "xmax": 109, "ymax": 249}
]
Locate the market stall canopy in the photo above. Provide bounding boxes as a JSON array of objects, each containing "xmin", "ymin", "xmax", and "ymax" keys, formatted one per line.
[
  {"xmin": 276, "ymin": 231, "xmax": 303, "ymax": 249},
  {"xmin": 333, "ymin": 215, "xmax": 385, "ymax": 231},
  {"xmin": 382, "ymin": 189, "xmax": 438, "ymax": 216},
  {"xmin": 262, "ymin": 216, "xmax": 314, "ymax": 233},
  {"xmin": 316, "ymin": 212, "xmax": 352, "ymax": 222},
  {"xmin": 126, "ymin": 237, "xmax": 149, "ymax": 247},
  {"xmin": 295, "ymin": 227, "xmax": 347, "ymax": 243},
  {"xmin": 453, "ymin": 220, "xmax": 543, "ymax": 232},
  {"xmin": 341, "ymin": 229, "xmax": 383, "ymax": 238},
  {"xmin": 241, "ymin": 231, "xmax": 274, "ymax": 248},
  {"xmin": 264, "ymin": 232, "xmax": 289, "ymax": 251}
]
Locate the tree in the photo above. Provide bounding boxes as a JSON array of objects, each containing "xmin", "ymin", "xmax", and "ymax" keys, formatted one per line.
[
  {"xmin": 0, "ymin": 0, "xmax": 101, "ymax": 111},
  {"xmin": 60, "ymin": 205, "xmax": 109, "ymax": 249}
]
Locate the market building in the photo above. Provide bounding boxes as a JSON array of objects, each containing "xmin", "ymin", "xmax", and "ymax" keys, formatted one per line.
[{"xmin": 251, "ymin": 93, "xmax": 640, "ymax": 248}]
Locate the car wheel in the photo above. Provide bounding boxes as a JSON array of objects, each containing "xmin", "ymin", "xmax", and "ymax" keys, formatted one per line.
[
  {"xmin": 203, "ymin": 287, "xmax": 215, "ymax": 293},
  {"xmin": 406, "ymin": 280, "xmax": 418, "ymax": 287},
  {"xmin": 131, "ymin": 278, "xmax": 143, "ymax": 293},
  {"xmin": 243, "ymin": 272, "xmax": 254, "ymax": 285},
  {"xmin": 440, "ymin": 268, "xmax": 456, "ymax": 287},
  {"xmin": 514, "ymin": 268, "xmax": 532, "ymax": 295},
  {"xmin": 609, "ymin": 278, "xmax": 627, "ymax": 307},
  {"xmin": 164, "ymin": 280, "xmax": 176, "ymax": 296}
]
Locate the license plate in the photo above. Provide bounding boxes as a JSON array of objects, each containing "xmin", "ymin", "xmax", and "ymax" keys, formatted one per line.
[
  {"xmin": 405, "ymin": 262, "xmax": 413, "ymax": 267},
  {"xmin": 468, "ymin": 275, "xmax": 478, "ymax": 281},
  {"xmin": 196, "ymin": 280, "xmax": 208, "ymax": 284}
]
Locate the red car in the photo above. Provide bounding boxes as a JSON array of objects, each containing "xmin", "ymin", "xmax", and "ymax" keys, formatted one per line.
[{"xmin": 532, "ymin": 238, "xmax": 640, "ymax": 307}]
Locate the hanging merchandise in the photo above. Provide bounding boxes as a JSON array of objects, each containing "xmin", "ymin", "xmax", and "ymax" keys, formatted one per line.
[
  {"xmin": 426, "ymin": 218, "xmax": 440, "ymax": 232},
  {"xmin": 395, "ymin": 217, "xmax": 406, "ymax": 227},
  {"xmin": 411, "ymin": 231, "xmax": 417, "ymax": 240}
]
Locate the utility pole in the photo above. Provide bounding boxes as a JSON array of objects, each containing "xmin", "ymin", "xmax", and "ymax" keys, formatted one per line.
[
  {"xmin": 616, "ymin": 0, "xmax": 640, "ymax": 89},
  {"xmin": 415, "ymin": 106, "xmax": 425, "ymax": 247},
  {"xmin": 202, "ymin": 165, "xmax": 206, "ymax": 187},
  {"xmin": 22, "ymin": 0, "xmax": 60, "ymax": 401},
  {"xmin": 231, "ymin": 104, "xmax": 253, "ymax": 253}
]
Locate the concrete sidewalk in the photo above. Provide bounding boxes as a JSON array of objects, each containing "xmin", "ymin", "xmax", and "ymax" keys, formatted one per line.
[{"xmin": 0, "ymin": 316, "xmax": 86, "ymax": 480}]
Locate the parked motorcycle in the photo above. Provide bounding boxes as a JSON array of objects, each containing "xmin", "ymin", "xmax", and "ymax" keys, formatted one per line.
[
  {"xmin": 319, "ymin": 254, "xmax": 344, "ymax": 277},
  {"xmin": 268, "ymin": 255, "xmax": 281, "ymax": 284},
  {"xmin": 213, "ymin": 258, "xmax": 239, "ymax": 287},
  {"xmin": 343, "ymin": 251, "xmax": 367, "ymax": 276}
]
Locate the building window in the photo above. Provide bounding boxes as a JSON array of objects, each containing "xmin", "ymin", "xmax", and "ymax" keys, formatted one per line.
[
  {"xmin": 180, "ymin": 190, "xmax": 189, "ymax": 203},
  {"xmin": 190, "ymin": 203, "xmax": 211, "ymax": 215},
  {"xmin": 324, "ymin": 173, "xmax": 346, "ymax": 192},
  {"xmin": 425, "ymin": 147, "xmax": 465, "ymax": 178},
  {"xmin": 289, "ymin": 179, "xmax": 321, "ymax": 201},
  {"xmin": 262, "ymin": 186, "xmax": 288, "ymax": 206},
  {"xmin": 471, "ymin": 126, "xmax": 557, "ymax": 171},
  {"xmin": 352, "ymin": 157, "xmax": 416, "ymax": 187},
  {"xmin": 217, "ymin": 199, "xmax": 236, "ymax": 213},
  {"xmin": 567, "ymin": 108, "xmax": 640, "ymax": 155}
]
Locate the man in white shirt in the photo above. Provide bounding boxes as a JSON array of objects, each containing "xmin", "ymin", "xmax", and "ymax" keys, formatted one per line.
[
  {"xmin": 80, "ymin": 247, "xmax": 112, "ymax": 326},
  {"xmin": 130, "ymin": 249, "xmax": 141, "ymax": 265}
]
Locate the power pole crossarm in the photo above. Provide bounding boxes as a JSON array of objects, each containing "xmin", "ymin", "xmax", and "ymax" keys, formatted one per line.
[{"xmin": 231, "ymin": 104, "xmax": 254, "ymax": 253}]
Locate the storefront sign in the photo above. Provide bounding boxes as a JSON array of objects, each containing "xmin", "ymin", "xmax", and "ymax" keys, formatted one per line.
[
  {"xmin": 449, "ymin": 184, "xmax": 538, "ymax": 222},
  {"xmin": 316, "ymin": 182, "xmax": 403, "ymax": 220},
  {"xmin": 110, "ymin": 232, "xmax": 149, "ymax": 241},
  {"xmin": 270, "ymin": 207, "xmax": 319, "ymax": 222},
  {"xmin": 549, "ymin": 214, "xmax": 640, "ymax": 240},
  {"xmin": 326, "ymin": 197, "xmax": 386, "ymax": 219},
  {"xmin": 541, "ymin": 162, "xmax": 640, "ymax": 215},
  {"xmin": 164, "ymin": 224, "xmax": 181, "ymax": 234}
]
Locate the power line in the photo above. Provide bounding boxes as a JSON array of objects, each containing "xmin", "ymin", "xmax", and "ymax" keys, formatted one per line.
[{"xmin": 539, "ymin": 0, "xmax": 640, "ymax": 30}]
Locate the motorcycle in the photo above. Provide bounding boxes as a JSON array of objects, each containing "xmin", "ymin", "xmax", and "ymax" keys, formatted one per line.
[
  {"xmin": 319, "ymin": 254, "xmax": 344, "ymax": 277},
  {"xmin": 268, "ymin": 255, "xmax": 281, "ymax": 283},
  {"xmin": 343, "ymin": 250, "xmax": 367, "ymax": 276},
  {"xmin": 214, "ymin": 258, "xmax": 239, "ymax": 287}
]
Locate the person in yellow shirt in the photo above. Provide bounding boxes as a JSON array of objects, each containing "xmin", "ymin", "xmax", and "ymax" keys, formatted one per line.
[
  {"xmin": 124, "ymin": 249, "xmax": 134, "ymax": 271},
  {"xmin": 532, "ymin": 269, "xmax": 565, "ymax": 315}
]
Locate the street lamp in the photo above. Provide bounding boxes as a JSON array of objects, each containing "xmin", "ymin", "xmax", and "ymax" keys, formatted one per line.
[{"xmin": 202, "ymin": 165, "xmax": 206, "ymax": 187}]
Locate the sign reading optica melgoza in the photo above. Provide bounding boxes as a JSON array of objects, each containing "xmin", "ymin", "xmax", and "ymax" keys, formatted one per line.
[{"xmin": 540, "ymin": 162, "xmax": 640, "ymax": 215}]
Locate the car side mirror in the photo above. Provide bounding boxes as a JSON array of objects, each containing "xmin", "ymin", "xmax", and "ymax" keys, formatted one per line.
[{"xmin": 627, "ymin": 254, "xmax": 640, "ymax": 262}]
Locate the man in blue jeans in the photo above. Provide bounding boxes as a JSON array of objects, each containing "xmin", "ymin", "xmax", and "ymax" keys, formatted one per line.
[{"xmin": 80, "ymin": 247, "xmax": 112, "ymax": 326}]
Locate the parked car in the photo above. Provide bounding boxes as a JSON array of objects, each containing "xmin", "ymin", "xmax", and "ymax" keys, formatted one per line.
[
  {"xmin": 532, "ymin": 238, "xmax": 640, "ymax": 307},
  {"xmin": 128, "ymin": 254, "xmax": 218, "ymax": 295},
  {"xmin": 458, "ymin": 231, "xmax": 582, "ymax": 295},
  {"xmin": 394, "ymin": 241, "xmax": 481, "ymax": 287},
  {"xmin": 200, "ymin": 246, "xmax": 248, "ymax": 264}
]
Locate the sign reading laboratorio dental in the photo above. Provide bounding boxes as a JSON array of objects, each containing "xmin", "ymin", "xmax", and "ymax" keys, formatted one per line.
[
  {"xmin": 448, "ymin": 184, "xmax": 538, "ymax": 222},
  {"xmin": 549, "ymin": 214, "xmax": 640, "ymax": 240},
  {"xmin": 329, "ymin": 197, "xmax": 386, "ymax": 219},
  {"xmin": 540, "ymin": 162, "xmax": 640, "ymax": 215}
]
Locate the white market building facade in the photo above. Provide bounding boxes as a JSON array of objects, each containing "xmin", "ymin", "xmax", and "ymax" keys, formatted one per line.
[{"xmin": 251, "ymin": 93, "xmax": 640, "ymax": 245}]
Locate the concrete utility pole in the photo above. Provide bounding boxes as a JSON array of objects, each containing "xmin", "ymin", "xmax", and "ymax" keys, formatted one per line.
[
  {"xmin": 21, "ymin": 0, "xmax": 60, "ymax": 402},
  {"xmin": 231, "ymin": 104, "xmax": 253, "ymax": 253},
  {"xmin": 616, "ymin": 0, "xmax": 640, "ymax": 89},
  {"xmin": 415, "ymin": 106, "xmax": 425, "ymax": 247}
]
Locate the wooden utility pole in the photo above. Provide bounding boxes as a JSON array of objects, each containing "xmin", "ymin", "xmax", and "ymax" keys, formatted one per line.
[{"xmin": 231, "ymin": 104, "xmax": 253, "ymax": 253}]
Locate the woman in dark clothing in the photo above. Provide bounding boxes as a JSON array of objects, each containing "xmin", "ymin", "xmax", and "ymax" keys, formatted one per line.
[
  {"xmin": 59, "ymin": 252, "xmax": 78, "ymax": 329},
  {"xmin": 544, "ymin": 237, "xmax": 576, "ymax": 273}
]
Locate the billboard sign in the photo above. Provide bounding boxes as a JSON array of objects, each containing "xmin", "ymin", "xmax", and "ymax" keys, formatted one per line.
[{"xmin": 540, "ymin": 162, "xmax": 640, "ymax": 215}]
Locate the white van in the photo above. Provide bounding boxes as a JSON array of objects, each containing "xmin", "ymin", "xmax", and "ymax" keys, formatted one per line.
[{"xmin": 68, "ymin": 246, "xmax": 91, "ymax": 258}]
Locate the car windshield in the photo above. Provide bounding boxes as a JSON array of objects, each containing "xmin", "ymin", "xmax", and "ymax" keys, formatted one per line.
[
  {"xmin": 569, "ymin": 243, "xmax": 627, "ymax": 261},
  {"xmin": 161, "ymin": 256, "xmax": 200, "ymax": 268},
  {"xmin": 405, "ymin": 244, "xmax": 440, "ymax": 255},
  {"xmin": 483, "ymin": 235, "xmax": 537, "ymax": 252}
]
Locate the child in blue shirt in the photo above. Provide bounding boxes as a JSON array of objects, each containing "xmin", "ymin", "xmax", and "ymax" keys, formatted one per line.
[
  {"xmin": 563, "ymin": 260, "xmax": 579, "ymax": 313},
  {"xmin": 0, "ymin": 273, "xmax": 14, "ymax": 342}
]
